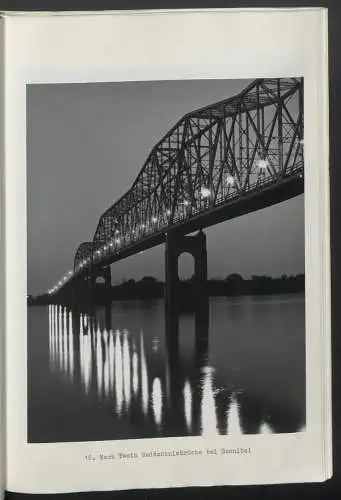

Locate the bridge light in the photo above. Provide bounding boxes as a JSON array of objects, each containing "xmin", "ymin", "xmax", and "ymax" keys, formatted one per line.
[
  {"xmin": 115, "ymin": 238, "xmax": 121, "ymax": 245},
  {"xmin": 183, "ymin": 200, "xmax": 190, "ymax": 207},
  {"xmin": 141, "ymin": 224, "xmax": 145, "ymax": 229},
  {"xmin": 58, "ymin": 281, "xmax": 62, "ymax": 286},
  {"xmin": 225, "ymin": 175, "xmax": 235, "ymax": 186},
  {"xmin": 68, "ymin": 270, "xmax": 73, "ymax": 276},
  {"xmin": 299, "ymin": 139, "xmax": 304, "ymax": 146},
  {"xmin": 151, "ymin": 216, "xmax": 158, "ymax": 223},
  {"xmin": 109, "ymin": 242, "xmax": 113, "ymax": 247},
  {"xmin": 200, "ymin": 187, "xmax": 211, "ymax": 199},
  {"xmin": 115, "ymin": 229, "xmax": 120, "ymax": 234},
  {"xmin": 166, "ymin": 209, "xmax": 171, "ymax": 216},
  {"xmin": 257, "ymin": 159, "xmax": 269, "ymax": 171}
]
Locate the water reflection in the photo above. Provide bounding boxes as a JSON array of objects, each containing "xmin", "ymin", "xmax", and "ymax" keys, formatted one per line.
[
  {"xmin": 115, "ymin": 330, "xmax": 123, "ymax": 414},
  {"xmin": 80, "ymin": 327, "xmax": 92, "ymax": 394},
  {"xmin": 226, "ymin": 394, "xmax": 243, "ymax": 435},
  {"xmin": 123, "ymin": 331, "xmax": 131, "ymax": 410},
  {"xmin": 201, "ymin": 366, "xmax": 218, "ymax": 436},
  {"xmin": 132, "ymin": 350, "xmax": 139, "ymax": 396},
  {"xmin": 40, "ymin": 298, "xmax": 306, "ymax": 442},
  {"xmin": 259, "ymin": 421, "xmax": 274, "ymax": 434},
  {"xmin": 183, "ymin": 379, "xmax": 192, "ymax": 433},
  {"xmin": 152, "ymin": 377, "xmax": 163, "ymax": 430},
  {"xmin": 140, "ymin": 330, "xmax": 149, "ymax": 416}
]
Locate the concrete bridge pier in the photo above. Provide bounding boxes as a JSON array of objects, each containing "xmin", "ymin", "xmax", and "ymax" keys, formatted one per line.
[
  {"xmin": 70, "ymin": 265, "xmax": 112, "ymax": 309},
  {"xmin": 165, "ymin": 229, "xmax": 208, "ymax": 315},
  {"xmin": 65, "ymin": 265, "xmax": 111, "ymax": 338},
  {"xmin": 88, "ymin": 265, "xmax": 111, "ymax": 306},
  {"xmin": 104, "ymin": 302, "xmax": 112, "ymax": 331}
]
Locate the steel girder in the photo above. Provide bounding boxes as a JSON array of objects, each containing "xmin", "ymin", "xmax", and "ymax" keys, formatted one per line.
[
  {"xmin": 74, "ymin": 242, "xmax": 94, "ymax": 273},
  {"xmin": 72, "ymin": 77, "xmax": 303, "ymax": 275}
]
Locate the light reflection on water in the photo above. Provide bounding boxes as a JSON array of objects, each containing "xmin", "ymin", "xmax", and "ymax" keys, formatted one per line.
[
  {"xmin": 201, "ymin": 366, "xmax": 218, "ymax": 436},
  {"xmin": 29, "ymin": 296, "xmax": 305, "ymax": 443},
  {"xmin": 226, "ymin": 394, "xmax": 243, "ymax": 435},
  {"xmin": 152, "ymin": 377, "xmax": 163, "ymax": 429},
  {"xmin": 140, "ymin": 330, "xmax": 149, "ymax": 417},
  {"xmin": 115, "ymin": 330, "xmax": 123, "ymax": 414},
  {"xmin": 259, "ymin": 421, "xmax": 274, "ymax": 434},
  {"xmin": 183, "ymin": 379, "xmax": 192, "ymax": 433}
]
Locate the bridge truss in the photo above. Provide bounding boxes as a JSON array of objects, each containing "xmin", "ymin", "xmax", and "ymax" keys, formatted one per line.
[{"xmin": 50, "ymin": 77, "xmax": 304, "ymax": 292}]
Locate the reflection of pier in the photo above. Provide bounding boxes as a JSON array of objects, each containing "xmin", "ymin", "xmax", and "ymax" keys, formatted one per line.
[
  {"xmin": 48, "ymin": 302, "xmax": 305, "ymax": 439},
  {"xmin": 165, "ymin": 298, "xmax": 210, "ymax": 435}
]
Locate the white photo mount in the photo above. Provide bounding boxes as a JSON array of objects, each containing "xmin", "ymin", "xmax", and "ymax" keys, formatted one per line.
[{"xmin": 0, "ymin": 7, "xmax": 331, "ymax": 496}]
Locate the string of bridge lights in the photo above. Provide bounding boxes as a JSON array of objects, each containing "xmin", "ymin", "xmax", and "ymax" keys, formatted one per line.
[
  {"xmin": 48, "ymin": 270, "xmax": 74, "ymax": 295},
  {"xmin": 46, "ymin": 148, "xmax": 303, "ymax": 297},
  {"xmin": 46, "ymin": 181, "xmax": 229, "ymax": 296}
]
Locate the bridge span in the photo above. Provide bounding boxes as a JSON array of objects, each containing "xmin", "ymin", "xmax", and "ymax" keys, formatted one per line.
[{"xmin": 47, "ymin": 77, "xmax": 304, "ymax": 306}]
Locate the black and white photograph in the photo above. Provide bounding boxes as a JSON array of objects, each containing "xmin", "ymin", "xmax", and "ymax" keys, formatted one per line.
[{"xmin": 27, "ymin": 77, "xmax": 306, "ymax": 444}]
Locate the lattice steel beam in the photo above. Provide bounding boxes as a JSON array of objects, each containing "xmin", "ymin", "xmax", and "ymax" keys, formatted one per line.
[
  {"xmin": 46, "ymin": 76, "xmax": 303, "ymax": 288},
  {"xmin": 70, "ymin": 77, "xmax": 303, "ymax": 276}
]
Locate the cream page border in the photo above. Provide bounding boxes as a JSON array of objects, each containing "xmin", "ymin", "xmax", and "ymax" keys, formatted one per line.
[{"xmin": 3, "ymin": 8, "xmax": 330, "ymax": 493}]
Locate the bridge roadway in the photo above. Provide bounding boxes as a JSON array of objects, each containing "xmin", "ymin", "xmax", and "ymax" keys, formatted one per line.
[
  {"xmin": 61, "ymin": 168, "xmax": 303, "ymax": 288},
  {"xmin": 91, "ymin": 170, "xmax": 303, "ymax": 273}
]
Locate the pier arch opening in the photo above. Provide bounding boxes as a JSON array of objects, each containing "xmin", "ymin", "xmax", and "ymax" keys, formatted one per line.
[{"xmin": 178, "ymin": 252, "xmax": 195, "ymax": 281}]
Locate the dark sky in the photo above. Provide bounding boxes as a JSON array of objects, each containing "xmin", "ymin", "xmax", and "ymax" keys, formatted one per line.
[{"xmin": 27, "ymin": 79, "xmax": 304, "ymax": 295}]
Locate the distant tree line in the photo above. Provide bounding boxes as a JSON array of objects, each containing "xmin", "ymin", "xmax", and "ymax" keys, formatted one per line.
[
  {"xmin": 111, "ymin": 276, "xmax": 164, "ymax": 300},
  {"xmin": 208, "ymin": 273, "xmax": 304, "ymax": 296},
  {"xmin": 28, "ymin": 273, "xmax": 304, "ymax": 305},
  {"xmin": 111, "ymin": 273, "xmax": 304, "ymax": 299},
  {"xmin": 107, "ymin": 273, "xmax": 304, "ymax": 300}
]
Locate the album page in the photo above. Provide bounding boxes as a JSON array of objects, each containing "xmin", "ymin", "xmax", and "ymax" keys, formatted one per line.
[
  {"xmin": 3, "ymin": 8, "xmax": 331, "ymax": 494},
  {"xmin": 0, "ymin": 14, "xmax": 6, "ymax": 500}
]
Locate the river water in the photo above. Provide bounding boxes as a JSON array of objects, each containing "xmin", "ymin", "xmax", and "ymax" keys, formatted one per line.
[{"xmin": 27, "ymin": 295, "xmax": 305, "ymax": 443}]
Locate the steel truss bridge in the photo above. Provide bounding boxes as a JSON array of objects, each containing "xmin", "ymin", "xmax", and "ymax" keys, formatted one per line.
[{"xmin": 48, "ymin": 77, "xmax": 304, "ymax": 298}]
